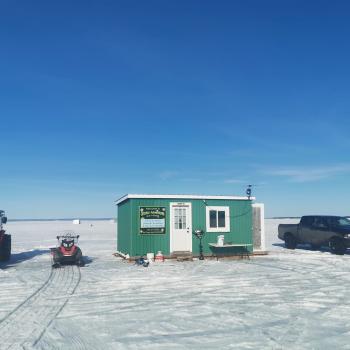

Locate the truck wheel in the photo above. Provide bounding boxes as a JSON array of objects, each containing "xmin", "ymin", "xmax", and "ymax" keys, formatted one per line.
[
  {"xmin": 329, "ymin": 237, "xmax": 346, "ymax": 255},
  {"xmin": 285, "ymin": 233, "xmax": 297, "ymax": 249},
  {"xmin": 0, "ymin": 234, "xmax": 11, "ymax": 261}
]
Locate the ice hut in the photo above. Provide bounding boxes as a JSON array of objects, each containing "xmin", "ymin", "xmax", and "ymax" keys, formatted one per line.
[{"xmin": 115, "ymin": 194, "xmax": 265, "ymax": 259}]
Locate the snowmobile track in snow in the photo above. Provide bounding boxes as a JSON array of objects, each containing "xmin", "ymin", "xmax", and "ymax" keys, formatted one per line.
[
  {"xmin": 242, "ymin": 256, "xmax": 350, "ymax": 348},
  {"xmin": 0, "ymin": 265, "xmax": 81, "ymax": 349}
]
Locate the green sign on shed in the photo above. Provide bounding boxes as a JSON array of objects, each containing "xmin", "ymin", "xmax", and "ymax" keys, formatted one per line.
[{"xmin": 140, "ymin": 207, "xmax": 166, "ymax": 234}]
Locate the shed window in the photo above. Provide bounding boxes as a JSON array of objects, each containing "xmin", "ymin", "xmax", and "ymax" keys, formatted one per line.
[
  {"xmin": 209, "ymin": 210, "xmax": 217, "ymax": 228},
  {"xmin": 174, "ymin": 207, "xmax": 186, "ymax": 229},
  {"xmin": 206, "ymin": 206, "xmax": 230, "ymax": 232},
  {"xmin": 218, "ymin": 211, "xmax": 226, "ymax": 227}
]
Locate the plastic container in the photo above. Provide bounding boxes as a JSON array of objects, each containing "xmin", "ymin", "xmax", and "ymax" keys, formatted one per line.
[
  {"xmin": 217, "ymin": 235, "xmax": 225, "ymax": 246},
  {"xmin": 155, "ymin": 251, "xmax": 164, "ymax": 262},
  {"xmin": 147, "ymin": 253, "xmax": 154, "ymax": 262}
]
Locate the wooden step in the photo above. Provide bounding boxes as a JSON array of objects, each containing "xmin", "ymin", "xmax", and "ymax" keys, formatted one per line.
[{"xmin": 171, "ymin": 251, "xmax": 193, "ymax": 261}]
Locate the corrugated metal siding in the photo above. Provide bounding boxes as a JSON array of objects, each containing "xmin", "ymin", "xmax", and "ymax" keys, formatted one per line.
[
  {"xmin": 117, "ymin": 197, "xmax": 253, "ymax": 256},
  {"xmin": 117, "ymin": 200, "xmax": 131, "ymax": 254},
  {"xmin": 191, "ymin": 199, "xmax": 253, "ymax": 254}
]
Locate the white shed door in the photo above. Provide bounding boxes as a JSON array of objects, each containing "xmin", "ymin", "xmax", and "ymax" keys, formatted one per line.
[{"xmin": 170, "ymin": 203, "xmax": 192, "ymax": 252}]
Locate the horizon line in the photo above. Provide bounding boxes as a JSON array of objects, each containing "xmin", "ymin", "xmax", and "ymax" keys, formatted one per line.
[{"xmin": 8, "ymin": 217, "xmax": 114, "ymax": 222}]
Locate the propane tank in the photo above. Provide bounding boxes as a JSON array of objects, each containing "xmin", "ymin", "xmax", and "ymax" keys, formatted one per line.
[{"xmin": 155, "ymin": 251, "xmax": 164, "ymax": 262}]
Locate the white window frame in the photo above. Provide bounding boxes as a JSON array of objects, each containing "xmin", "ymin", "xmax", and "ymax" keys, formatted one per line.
[{"xmin": 205, "ymin": 206, "xmax": 230, "ymax": 233}]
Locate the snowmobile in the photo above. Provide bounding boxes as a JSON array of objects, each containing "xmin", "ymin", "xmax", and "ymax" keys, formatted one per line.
[{"xmin": 51, "ymin": 233, "xmax": 85, "ymax": 268}]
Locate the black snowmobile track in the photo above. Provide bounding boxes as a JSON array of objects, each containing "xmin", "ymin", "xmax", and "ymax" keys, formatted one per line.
[{"xmin": 0, "ymin": 265, "xmax": 81, "ymax": 349}]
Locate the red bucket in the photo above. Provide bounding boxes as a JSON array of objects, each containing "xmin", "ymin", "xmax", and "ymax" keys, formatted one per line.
[{"xmin": 155, "ymin": 251, "xmax": 164, "ymax": 262}]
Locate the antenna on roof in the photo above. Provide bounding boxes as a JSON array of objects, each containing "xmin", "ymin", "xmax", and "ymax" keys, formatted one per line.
[{"xmin": 246, "ymin": 184, "xmax": 252, "ymax": 199}]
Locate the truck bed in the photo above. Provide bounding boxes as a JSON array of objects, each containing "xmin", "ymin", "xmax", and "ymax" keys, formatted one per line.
[{"xmin": 278, "ymin": 224, "xmax": 298, "ymax": 240}]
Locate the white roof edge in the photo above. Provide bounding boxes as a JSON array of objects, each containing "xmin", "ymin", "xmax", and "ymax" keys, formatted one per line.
[{"xmin": 115, "ymin": 194, "xmax": 255, "ymax": 205}]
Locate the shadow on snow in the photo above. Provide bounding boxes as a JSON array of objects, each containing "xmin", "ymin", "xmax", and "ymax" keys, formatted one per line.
[
  {"xmin": 0, "ymin": 249, "xmax": 50, "ymax": 269},
  {"xmin": 0, "ymin": 249, "xmax": 95, "ymax": 269},
  {"xmin": 272, "ymin": 243, "xmax": 350, "ymax": 255},
  {"xmin": 82, "ymin": 256, "xmax": 94, "ymax": 265}
]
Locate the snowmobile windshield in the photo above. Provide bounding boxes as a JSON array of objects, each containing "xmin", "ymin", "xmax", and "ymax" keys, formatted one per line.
[{"xmin": 62, "ymin": 240, "xmax": 74, "ymax": 248}]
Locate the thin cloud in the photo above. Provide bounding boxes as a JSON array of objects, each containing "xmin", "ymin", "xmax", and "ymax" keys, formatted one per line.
[
  {"xmin": 224, "ymin": 179, "xmax": 246, "ymax": 184},
  {"xmin": 264, "ymin": 164, "xmax": 350, "ymax": 183},
  {"xmin": 180, "ymin": 178, "xmax": 201, "ymax": 182},
  {"xmin": 159, "ymin": 171, "xmax": 179, "ymax": 180}
]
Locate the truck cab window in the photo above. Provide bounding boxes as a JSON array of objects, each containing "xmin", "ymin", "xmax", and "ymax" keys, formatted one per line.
[
  {"xmin": 335, "ymin": 217, "xmax": 350, "ymax": 227},
  {"xmin": 301, "ymin": 216, "xmax": 313, "ymax": 227},
  {"xmin": 313, "ymin": 217, "xmax": 328, "ymax": 229}
]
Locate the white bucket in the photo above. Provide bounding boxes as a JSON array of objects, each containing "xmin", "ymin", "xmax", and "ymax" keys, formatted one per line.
[
  {"xmin": 217, "ymin": 235, "xmax": 224, "ymax": 246},
  {"xmin": 147, "ymin": 253, "xmax": 154, "ymax": 262}
]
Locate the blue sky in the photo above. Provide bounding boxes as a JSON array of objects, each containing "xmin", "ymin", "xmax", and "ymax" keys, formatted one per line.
[{"xmin": 1, "ymin": 0, "xmax": 350, "ymax": 218}]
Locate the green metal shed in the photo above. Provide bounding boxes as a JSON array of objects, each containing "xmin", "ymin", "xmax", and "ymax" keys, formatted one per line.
[{"xmin": 115, "ymin": 194, "xmax": 263, "ymax": 258}]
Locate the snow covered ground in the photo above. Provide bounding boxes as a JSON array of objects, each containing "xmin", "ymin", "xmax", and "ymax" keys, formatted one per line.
[{"xmin": 1, "ymin": 218, "xmax": 350, "ymax": 349}]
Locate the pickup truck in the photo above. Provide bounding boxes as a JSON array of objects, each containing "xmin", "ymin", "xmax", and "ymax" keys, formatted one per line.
[{"xmin": 278, "ymin": 215, "xmax": 350, "ymax": 255}]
